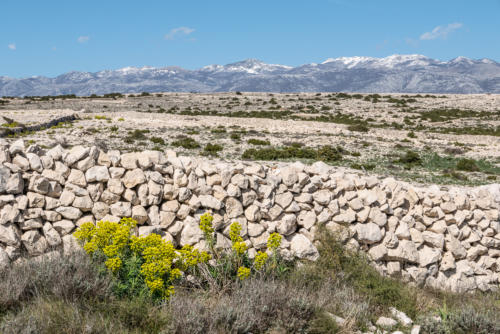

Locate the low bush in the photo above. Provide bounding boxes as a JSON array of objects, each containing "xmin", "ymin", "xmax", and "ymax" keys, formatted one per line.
[
  {"xmin": 247, "ymin": 138, "xmax": 270, "ymax": 146},
  {"xmin": 171, "ymin": 136, "xmax": 200, "ymax": 149},
  {"xmin": 0, "ymin": 252, "xmax": 112, "ymax": 312},
  {"xmin": 203, "ymin": 143, "xmax": 223, "ymax": 156},
  {"xmin": 347, "ymin": 123, "xmax": 369, "ymax": 132},
  {"xmin": 242, "ymin": 144, "xmax": 343, "ymax": 163},
  {"xmin": 456, "ymin": 158, "xmax": 479, "ymax": 172},
  {"xmin": 396, "ymin": 150, "xmax": 422, "ymax": 167},
  {"xmin": 150, "ymin": 137, "xmax": 165, "ymax": 145},
  {"xmin": 419, "ymin": 306, "xmax": 500, "ymax": 334}
]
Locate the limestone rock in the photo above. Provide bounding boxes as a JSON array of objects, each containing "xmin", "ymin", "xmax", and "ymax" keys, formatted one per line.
[
  {"xmin": 225, "ymin": 197, "xmax": 243, "ymax": 219},
  {"xmin": 21, "ymin": 230, "xmax": 48, "ymax": 256},
  {"xmin": 132, "ymin": 205, "xmax": 148, "ymax": 224},
  {"xmin": 123, "ymin": 168, "xmax": 146, "ymax": 188},
  {"xmin": 67, "ymin": 169, "xmax": 87, "ymax": 187},
  {"xmin": 42, "ymin": 223, "xmax": 62, "ymax": 247},
  {"xmin": 110, "ymin": 201, "xmax": 132, "ymax": 217},
  {"xmin": 356, "ymin": 222, "xmax": 383, "ymax": 244},
  {"xmin": 376, "ymin": 316, "xmax": 397, "ymax": 329},
  {"xmin": 179, "ymin": 217, "xmax": 204, "ymax": 246},
  {"xmin": 289, "ymin": 233, "xmax": 319, "ymax": 260},
  {"xmin": 55, "ymin": 206, "xmax": 82, "ymax": 220},
  {"xmin": 199, "ymin": 195, "xmax": 222, "ymax": 210},
  {"xmin": 52, "ymin": 220, "xmax": 75, "ymax": 236},
  {"xmin": 297, "ymin": 210, "xmax": 316, "ymax": 229},
  {"xmin": 0, "ymin": 224, "xmax": 20, "ymax": 246}
]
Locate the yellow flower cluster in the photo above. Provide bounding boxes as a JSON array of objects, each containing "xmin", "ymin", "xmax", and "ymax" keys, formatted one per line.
[
  {"xmin": 196, "ymin": 213, "xmax": 285, "ymax": 280},
  {"xmin": 74, "ymin": 218, "xmax": 136, "ymax": 272},
  {"xmin": 199, "ymin": 212, "xmax": 214, "ymax": 236},
  {"xmin": 232, "ymin": 241, "xmax": 247, "ymax": 256},
  {"xmin": 267, "ymin": 232, "xmax": 282, "ymax": 251},
  {"xmin": 229, "ymin": 222, "xmax": 248, "ymax": 256},
  {"xmin": 73, "ymin": 217, "xmax": 210, "ymax": 300},
  {"xmin": 229, "ymin": 222, "xmax": 243, "ymax": 243},
  {"xmin": 253, "ymin": 251, "xmax": 268, "ymax": 270},
  {"xmin": 237, "ymin": 266, "xmax": 251, "ymax": 280}
]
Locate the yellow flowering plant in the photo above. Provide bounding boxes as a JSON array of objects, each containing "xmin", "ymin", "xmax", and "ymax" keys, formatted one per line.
[
  {"xmin": 199, "ymin": 212, "xmax": 215, "ymax": 252},
  {"xmin": 74, "ymin": 217, "xmax": 210, "ymax": 301},
  {"xmin": 196, "ymin": 212, "xmax": 285, "ymax": 282}
]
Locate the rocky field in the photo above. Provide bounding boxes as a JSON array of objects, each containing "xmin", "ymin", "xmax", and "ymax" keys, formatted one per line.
[{"xmin": 1, "ymin": 92, "xmax": 499, "ymax": 187}]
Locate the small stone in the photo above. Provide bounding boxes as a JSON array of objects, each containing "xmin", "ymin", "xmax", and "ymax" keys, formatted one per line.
[
  {"xmin": 275, "ymin": 192, "xmax": 293, "ymax": 208},
  {"xmin": 72, "ymin": 195, "xmax": 93, "ymax": 211},
  {"xmin": 312, "ymin": 189, "xmax": 331, "ymax": 206},
  {"xmin": 375, "ymin": 316, "xmax": 397, "ymax": 329}
]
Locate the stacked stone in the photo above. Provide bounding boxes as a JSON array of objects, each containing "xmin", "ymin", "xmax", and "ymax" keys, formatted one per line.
[{"xmin": 0, "ymin": 138, "xmax": 499, "ymax": 293}]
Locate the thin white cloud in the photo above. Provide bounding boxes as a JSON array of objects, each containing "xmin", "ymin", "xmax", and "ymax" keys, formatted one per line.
[
  {"xmin": 77, "ymin": 36, "xmax": 90, "ymax": 43},
  {"xmin": 164, "ymin": 26, "xmax": 195, "ymax": 40},
  {"xmin": 8, "ymin": 43, "xmax": 16, "ymax": 50},
  {"xmin": 420, "ymin": 22, "xmax": 463, "ymax": 40}
]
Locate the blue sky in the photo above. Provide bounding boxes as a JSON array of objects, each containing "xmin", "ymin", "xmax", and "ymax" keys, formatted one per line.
[{"xmin": 1, "ymin": 0, "xmax": 499, "ymax": 78}]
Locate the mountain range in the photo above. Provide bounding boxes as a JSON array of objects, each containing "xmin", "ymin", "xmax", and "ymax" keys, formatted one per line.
[{"xmin": 1, "ymin": 54, "xmax": 499, "ymax": 96}]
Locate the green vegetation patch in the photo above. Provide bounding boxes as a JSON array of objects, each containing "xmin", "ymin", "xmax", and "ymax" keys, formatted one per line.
[
  {"xmin": 419, "ymin": 108, "xmax": 500, "ymax": 122},
  {"xmin": 171, "ymin": 136, "xmax": 200, "ymax": 149},
  {"xmin": 247, "ymin": 138, "xmax": 270, "ymax": 146},
  {"xmin": 242, "ymin": 144, "xmax": 343, "ymax": 163}
]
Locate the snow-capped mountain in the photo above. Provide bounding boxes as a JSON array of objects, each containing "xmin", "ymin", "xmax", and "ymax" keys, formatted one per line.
[{"xmin": 0, "ymin": 55, "xmax": 499, "ymax": 96}]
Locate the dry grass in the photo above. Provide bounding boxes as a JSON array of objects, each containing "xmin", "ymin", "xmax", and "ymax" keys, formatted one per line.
[{"xmin": 0, "ymin": 232, "xmax": 499, "ymax": 333}]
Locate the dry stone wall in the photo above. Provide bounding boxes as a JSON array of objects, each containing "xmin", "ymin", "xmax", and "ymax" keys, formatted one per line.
[{"xmin": 1, "ymin": 139, "xmax": 499, "ymax": 293}]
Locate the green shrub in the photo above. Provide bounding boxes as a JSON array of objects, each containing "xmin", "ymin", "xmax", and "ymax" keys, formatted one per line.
[
  {"xmin": 419, "ymin": 306, "xmax": 500, "ymax": 334},
  {"xmin": 397, "ymin": 150, "xmax": 422, "ymax": 166},
  {"xmin": 203, "ymin": 143, "xmax": 223, "ymax": 156},
  {"xmin": 171, "ymin": 136, "xmax": 200, "ymax": 149},
  {"xmin": 210, "ymin": 127, "xmax": 226, "ymax": 134},
  {"xmin": 150, "ymin": 137, "xmax": 165, "ymax": 145},
  {"xmin": 456, "ymin": 158, "xmax": 479, "ymax": 172},
  {"xmin": 242, "ymin": 144, "xmax": 342, "ymax": 163},
  {"xmin": 126, "ymin": 129, "xmax": 149, "ymax": 141},
  {"xmin": 247, "ymin": 138, "xmax": 270, "ymax": 146},
  {"xmin": 230, "ymin": 133, "xmax": 241, "ymax": 141},
  {"xmin": 347, "ymin": 123, "xmax": 369, "ymax": 132},
  {"xmin": 1, "ymin": 122, "xmax": 20, "ymax": 128},
  {"xmin": 306, "ymin": 227, "xmax": 418, "ymax": 319}
]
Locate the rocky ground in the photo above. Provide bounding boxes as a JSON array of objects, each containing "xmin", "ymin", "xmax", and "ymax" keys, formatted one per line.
[{"xmin": 0, "ymin": 92, "xmax": 499, "ymax": 187}]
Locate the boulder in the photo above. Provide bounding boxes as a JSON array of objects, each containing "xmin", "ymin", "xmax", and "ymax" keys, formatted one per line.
[
  {"xmin": 356, "ymin": 222, "xmax": 383, "ymax": 244},
  {"xmin": 289, "ymin": 234, "xmax": 319, "ymax": 260}
]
